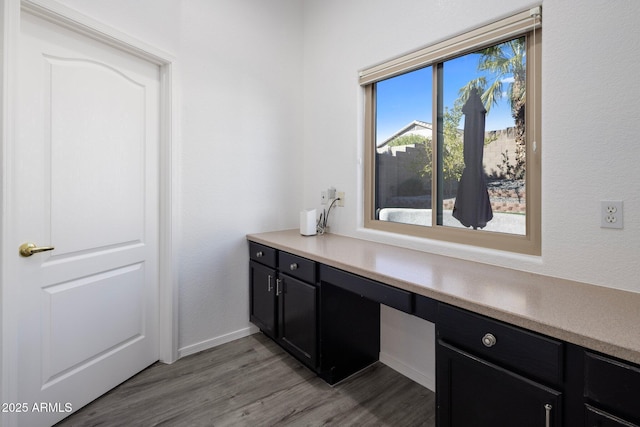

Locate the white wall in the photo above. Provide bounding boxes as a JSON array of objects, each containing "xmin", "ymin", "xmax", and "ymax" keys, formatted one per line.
[
  {"xmin": 303, "ymin": 0, "xmax": 640, "ymax": 291},
  {"xmin": 54, "ymin": 0, "xmax": 304, "ymax": 355},
  {"xmin": 175, "ymin": 0, "xmax": 304, "ymax": 354},
  {"xmin": 48, "ymin": 0, "xmax": 640, "ymax": 390},
  {"xmin": 302, "ymin": 0, "xmax": 640, "ymax": 389}
]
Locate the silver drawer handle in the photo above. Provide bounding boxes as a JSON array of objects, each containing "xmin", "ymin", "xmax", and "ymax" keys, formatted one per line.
[
  {"xmin": 256, "ymin": 251, "xmax": 264, "ymax": 258},
  {"xmin": 289, "ymin": 263, "xmax": 298, "ymax": 271},
  {"xmin": 482, "ymin": 333, "xmax": 497, "ymax": 348},
  {"xmin": 268, "ymin": 275, "xmax": 273, "ymax": 292},
  {"xmin": 544, "ymin": 403, "xmax": 552, "ymax": 427}
]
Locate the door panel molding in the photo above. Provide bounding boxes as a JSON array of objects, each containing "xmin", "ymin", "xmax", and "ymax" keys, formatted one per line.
[
  {"xmin": 1, "ymin": 1, "xmax": 178, "ymax": 424},
  {"xmin": 42, "ymin": 263, "xmax": 146, "ymax": 381}
]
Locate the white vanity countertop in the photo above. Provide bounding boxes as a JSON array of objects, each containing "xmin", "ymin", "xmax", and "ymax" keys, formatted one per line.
[{"xmin": 247, "ymin": 229, "xmax": 640, "ymax": 365}]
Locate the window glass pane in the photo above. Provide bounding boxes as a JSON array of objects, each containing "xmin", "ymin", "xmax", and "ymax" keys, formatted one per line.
[
  {"xmin": 364, "ymin": 15, "xmax": 540, "ymax": 254},
  {"xmin": 375, "ymin": 67, "xmax": 433, "ymax": 227},
  {"xmin": 440, "ymin": 37, "xmax": 526, "ymax": 235}
]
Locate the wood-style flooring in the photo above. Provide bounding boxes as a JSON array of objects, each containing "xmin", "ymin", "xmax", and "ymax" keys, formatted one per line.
[{"xmin": 55, "ymin": 333, "xmax": 436, "ymax": 426}]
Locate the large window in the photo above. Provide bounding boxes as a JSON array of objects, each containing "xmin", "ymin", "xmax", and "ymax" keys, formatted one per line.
[{"xmin": 362, "ymin": 8, "xmax": 541, "ymax": 254}]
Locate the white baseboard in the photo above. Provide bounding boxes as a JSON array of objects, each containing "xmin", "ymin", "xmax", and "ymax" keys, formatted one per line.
[
  {"xmin": 379, "ymin": 351, "xmax": 435, "ymax": 392},
  {"xmin": 177, "ymin": 325, "xmax": 259, "ymax": 359}
]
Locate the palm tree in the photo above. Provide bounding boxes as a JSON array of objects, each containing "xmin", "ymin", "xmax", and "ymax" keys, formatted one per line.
[
  {"xmin": 458, "ymin": 37, "xmax": 527, "ymax": 145},
  {"xmin": 455, "ymin": 37, "xmax": 527, "ymax": 181}
]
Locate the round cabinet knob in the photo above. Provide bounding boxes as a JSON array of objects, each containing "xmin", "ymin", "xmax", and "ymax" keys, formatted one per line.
[
  {"xmin": 289, "ymin": 263, "xmax": 298, "ymax": 271},
  {"xmin": 256, "ymin": 251, "xmax": 263, "ymax": 258},
  {"xmin": 482, "ymin": 333, "xmax": 497, "ymax": 348}
]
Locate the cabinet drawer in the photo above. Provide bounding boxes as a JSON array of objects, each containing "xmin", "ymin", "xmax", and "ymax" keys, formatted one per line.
[
  {"xmin": 249, "ymin": 242, "xmax": 276, "ymax": 268},
  {"xmin": 437, "ymin": 304, "xmax": 563, "ymax": 386},
  {"xmin": 279, "ymin": 251, "xmax": 316, "ymax": 283},
  {"xmin": 585, "ymin": 352, "xmax": 640, "ymax": 423},
  {"xmin": 319, "ymin": 265, "xmax": 413, "ymax": 313}
]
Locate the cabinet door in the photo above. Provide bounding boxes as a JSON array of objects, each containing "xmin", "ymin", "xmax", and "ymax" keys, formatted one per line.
[
  {"xmin": 584, "ymin": 352, "xmax": 640, "ymax": 424},
  {"xmin": 437, "ymin": 340, "xmax": 562, "ymax": 427},
  {"xmin": 249, "ymin": 260, "xmax": 277, "ymax": 338},
  {"xmin": 279, "ymin": 274, "xmax": 317, "ymax": 368},
  {"xmin": 586, "ymin": 405, "xmax": 639, "ymax": 427}
]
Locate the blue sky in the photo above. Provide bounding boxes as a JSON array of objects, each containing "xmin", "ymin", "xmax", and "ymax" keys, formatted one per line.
[{"xmin": 375, "ymin": 51, "xmax": 518, "ymax": 142}]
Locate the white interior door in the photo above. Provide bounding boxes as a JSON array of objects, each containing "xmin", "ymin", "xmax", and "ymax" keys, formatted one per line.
[{"xmin": 13, "ymin": 10, "xmax": 160, "ymax": 426}]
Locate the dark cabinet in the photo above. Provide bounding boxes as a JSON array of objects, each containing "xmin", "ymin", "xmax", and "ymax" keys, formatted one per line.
[
  {"xmin": 318, "ymin": 267, "xmax": 381, "ymax": 385},
  {"xmin": 249, "ymin": 243, "xmax": 277, "ymax": 339},
  {"xmin": 278, "ymin": 253, "xmax": 318, "ymax": 369},
  {"xmin": 437, "ymin": 304, "xmax": 563, "ymax": 386},
  {"xmin": 437, "ymin": 341, "xmax": 562, "ymax": 427},
  {"xmin": 248, "ymin": 244, "xmax": 383, "ymax": 383},
  {"xmin": 249, "ymin": 243, "xmax": 319, "ymax": 370},
  {"xmin": 247, "ymin": 238, "xmax": 640, "ymax": 426},
  {"xmin": 249, "ymin": 261, "xmax": 277, "ymax": 338},
  {"xmin": 584, "ymin": 352, "xmax": 640, "ymax": 426},
  {"xmin": 437, "ymin": 304, "xmax": 563, "ymax": 427},
  {"xmin": 585, "ymin": 405, "xmax": 639, "ymax": 427}
]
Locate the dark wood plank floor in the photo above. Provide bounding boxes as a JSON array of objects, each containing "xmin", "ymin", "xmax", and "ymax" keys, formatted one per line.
[{"xmin": 55, "ymin": 333, "xmax": 435, "ymax": 426}]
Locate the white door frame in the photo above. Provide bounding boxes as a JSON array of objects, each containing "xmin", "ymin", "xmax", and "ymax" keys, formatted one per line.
[{"xmin": 1, "ymin": 0, "xmax": 179, "ymax": 421}]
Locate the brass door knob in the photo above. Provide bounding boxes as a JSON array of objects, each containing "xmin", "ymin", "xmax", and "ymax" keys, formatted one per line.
[{"xmin": 19, "ymin": 242, "xmax": 55, "ymax": 257}]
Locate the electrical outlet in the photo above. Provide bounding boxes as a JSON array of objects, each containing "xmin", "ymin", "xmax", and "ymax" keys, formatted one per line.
[
  {"xmin": 337, "ymin": 191, "xmax": 345, "ymax": 207},
  {"xmin": 321, "ymin": 191, "xmax": 327, "ymax": 205},
  {"xmin": 601, "ymin": 200, "xmax": 623, "ymax": 229}
]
